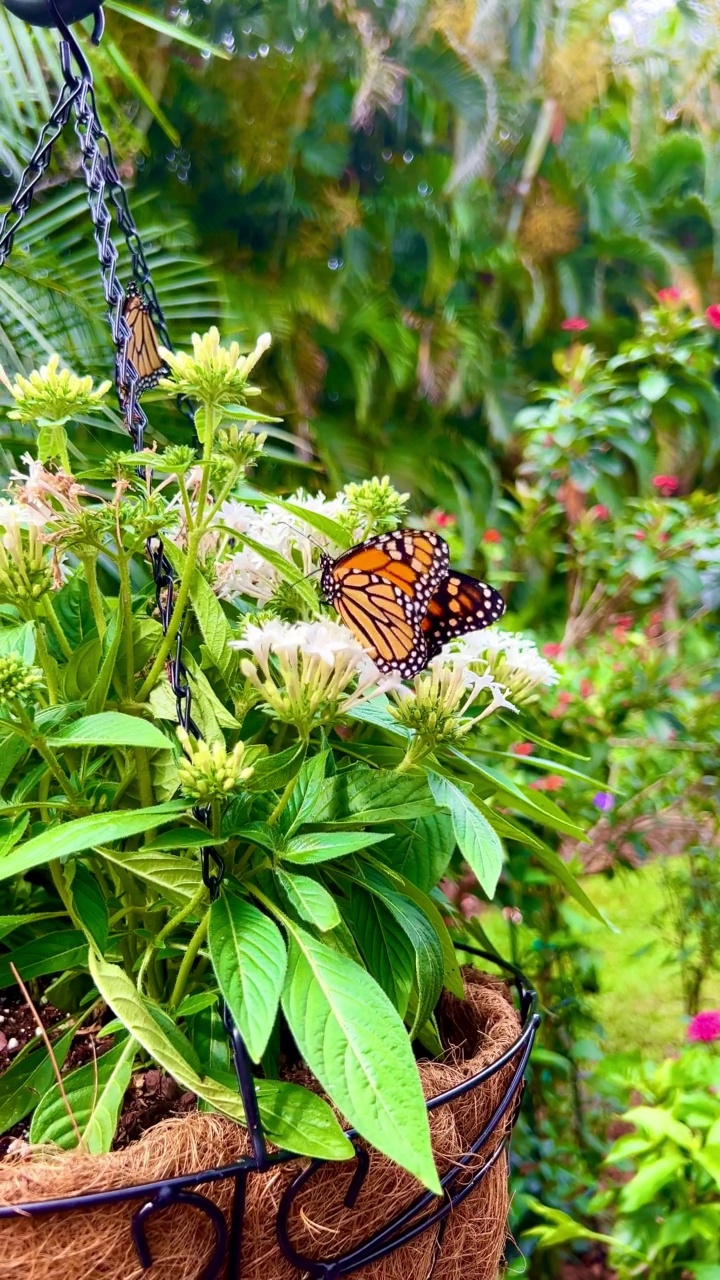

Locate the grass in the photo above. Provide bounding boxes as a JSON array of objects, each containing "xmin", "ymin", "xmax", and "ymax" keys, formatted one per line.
[{"xmin": 481, "ymin": 860, "xmax": 720, "ymax": 1059}]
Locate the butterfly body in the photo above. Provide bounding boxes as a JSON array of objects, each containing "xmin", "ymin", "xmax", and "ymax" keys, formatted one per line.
[
  {"xmin": 117, "ymin": 281, "xmax": 169, "ymax": 408},
  {"xmin": 320, "ymin": 529, "xmax": 505, "ymax": 678}
]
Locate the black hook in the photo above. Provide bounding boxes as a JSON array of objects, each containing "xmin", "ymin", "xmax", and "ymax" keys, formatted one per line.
[
  {"xmin": 3, "ymin": 0, "xmax": 102, "ymax": 26},
  {"xmin": 49, "ymin": 0, "xmax": 93, "ymax": 85}
]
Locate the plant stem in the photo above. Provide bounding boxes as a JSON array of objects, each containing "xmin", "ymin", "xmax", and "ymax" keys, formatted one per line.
[
  {"xmin": 116, "ymin": 551, "xmax": 135, "ymax": 697},
  {"xmin": 169, "ymin": 907, "xmax": 210, "ymax": 1009},
  {"xmin": 81, "ymin": 554, "xmax": 106, "ymax": 640},
  {"xmin": 42, "ymin": 597, "xmax": 73, "ymax": 662},
  {"xmin": 50, "ymin": 859, "xmax": 83, "ymax": 930},
  {"xmin": 137, "ymin": 881, "xmax": 209, "ymax": 991},
  {"xmin": 15, "ymin": 704, "xmax": 76, "ymax": 802},
  {"xmin": 267, "ymin": 773, "xmax": 296, "ymax": 825},
  {"xmin": 33, "ymin": 622, "xmax": 59, "ymax": 704},
  {"xmin": 135, "ymin": 416, "xmax": 217, "ymax": 705}
]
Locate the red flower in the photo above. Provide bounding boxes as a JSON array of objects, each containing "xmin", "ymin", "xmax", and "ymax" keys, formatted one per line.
[
  {"xmin": 482, "ymin": 528, "xmax": 502, "ymax": 544},
  {"xmin": 431, "ymin": 509, "xmax": 456, "ymax": 528},
  {"xmin": 589, "ymin": 504, "xmax": 609, "ymax": 520},
  {"xmin": 652, "ymin": 474, "xmax": 680, "ymax": 496},
  {"xmin": 615, "ymin": 615, "xmax": 633, "ymax": 630},
  {"xmin": 511, "ymin": 742, "xmax": 534, "ymax": 756},
  {"xmin": 543, "ymin": 642, "xmax": 562, "ymax": 658},
  {"xmin": 529, "ymin": 775, "xmax": 565, "ymax": 792},
  {"xmin": 560, "ymin": 317, "xmax": 589, "ymax": 332},
  {"xmin": 657, "ymin": 287, "xmax": 681, "ymax": 305},
  {"xmin": 632, "ymin": 531, "xmax": 646, "ymax": 541},
  {"xmin": 580, "ymin": 678, "xmax": 593, "ymax": 698},
  {"xmin": 705, "ymin": 305, "xmax": 720, "ymax": 329}
]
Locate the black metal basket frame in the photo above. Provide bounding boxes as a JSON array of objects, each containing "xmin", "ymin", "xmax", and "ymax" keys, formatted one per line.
[{"xmin": 0, "ymin": 6, "xmax": 541, "ymax": 1277}]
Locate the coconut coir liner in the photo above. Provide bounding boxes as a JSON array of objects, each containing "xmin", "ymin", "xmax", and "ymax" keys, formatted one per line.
[{"xmin": 0, "ymin": 970, "xmax": 521, "ymax": 1280}]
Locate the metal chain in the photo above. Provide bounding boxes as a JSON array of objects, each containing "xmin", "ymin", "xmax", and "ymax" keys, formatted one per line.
[{"xmin": 0, "ymin": 79, "xmax": 82, "ymax": 267}]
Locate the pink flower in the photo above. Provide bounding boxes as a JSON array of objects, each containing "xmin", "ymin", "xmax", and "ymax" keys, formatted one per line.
[
  {"xmin": 657, "ymin": 287, "xmax": 681, "ymax": 305},
  {"xmin": 580, "ymin": 678, "xmax": 593, "ymax": 698},
  {"xmin": 589, "ymin": 504, "xmax": 609, "ymax": 520},
  {"xmin": 561, "ymin": 317, "xmax": 589, "ymax": 332},
  {"xmin": 511, "ymin": 742, "xmax": 534, "ymax": 756},
  {"xmin": 705, "ymin": 305, "xmax": 720, "ymax": 330},
  {"xmin": 543, "ymin": 642, "xmax": 562, "ymax": 658},
  {"xmin": 482, "ymin": 528, "xmax": 502, "ymax": 544},
  {"xmin": 687, "ymin": 1010, "xmax": 720, "ymax": 1043},
  {"xmin": 632, "ymin": 531, "xmax": 646, "ymax": 541},
  {"xmin": 652, "ymin": 474, "xmax": 680, "ymax": 497},
  {"xmin": 431, "ymin": 509, "xmax": 456, "ymax": 528}
]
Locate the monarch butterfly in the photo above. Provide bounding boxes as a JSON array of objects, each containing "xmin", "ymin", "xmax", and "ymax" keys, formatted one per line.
[
  {"xmin": 422, "ymin": 570, "xmax": 505, "ymax": 660},
  {"xmin": 320, "ymin": 529, "xmax": 505, "ymax": 678},
  {"xmin": 117, "ymin": 281, "xmax": 168, "ymax": 408}
]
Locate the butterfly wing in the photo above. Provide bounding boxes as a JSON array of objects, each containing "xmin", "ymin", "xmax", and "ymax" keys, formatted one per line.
[
  {"xmin": 423, "ymin": 571, "xmax": 505, "ymax": 659},
  {"xmin": 118, "ymin": 283, "xmax": 168, "ymax": 406},
  {"xmin": 321, "ymin": 529, "xmax": 449, "ymax": 678}
]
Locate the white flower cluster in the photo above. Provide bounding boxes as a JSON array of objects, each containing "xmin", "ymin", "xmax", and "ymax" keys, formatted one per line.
[
  {"xmin": 214, "ymin": 491, "xmax": 349, "ymax": 604},
  {"xmin": 233, "ymin": 617, "xmax": 396, "ymax": 736},
  {"xmin": 434, "ymin": 629, "xmax": 559, "ymax": 704}
]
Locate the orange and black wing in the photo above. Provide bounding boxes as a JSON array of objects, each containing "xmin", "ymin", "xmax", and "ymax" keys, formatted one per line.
[
  {"xmin": 320, "ymin": 529, "xmax": 449, "ymax": 678},
  {"xmin": 423, "ymin": 571, "xmax": 505, "ymax": 659},
  {"xmin": 118, "ymin": 282, "xmax": 168, "ymax": 405}
]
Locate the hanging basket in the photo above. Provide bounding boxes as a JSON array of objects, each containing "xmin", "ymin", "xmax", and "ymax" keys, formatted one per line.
[{"xmin": 0, "ymin": 967, "xmax": 537, "ymax": 1280}]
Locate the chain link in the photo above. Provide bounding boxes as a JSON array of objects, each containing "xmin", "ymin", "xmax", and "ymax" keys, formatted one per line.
[{"xmin": 0, "ymin": 33, "xmax": 223, "ymax": 900}]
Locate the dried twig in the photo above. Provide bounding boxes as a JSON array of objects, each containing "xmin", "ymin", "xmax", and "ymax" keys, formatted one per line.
[{"xmin": 10, "ymin": 962, "xmax": 83, "ymax": 1147}]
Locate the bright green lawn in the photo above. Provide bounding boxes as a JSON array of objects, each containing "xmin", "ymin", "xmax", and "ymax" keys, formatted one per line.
[{"xmin": 481, "ymin": 861, "xmax": 720, "ymax": 1058}]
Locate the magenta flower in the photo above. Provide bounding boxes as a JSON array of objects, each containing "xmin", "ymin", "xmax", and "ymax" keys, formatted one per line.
[
  {"xmin": 657, "ymin": 287, "xmax": 681, "ymax": 305},
  {"xmin": 687, "ymin": 1010, "xmax": 720, "ymax": 1043},
  {"xmin": 705, "ymin": 305, "xmax": 720, "ymax": 330},
  {"xmin": 561, "ymin": 317, "xmax": 589, "ymax": 332},
  {"xmin": 593, "ymin": 792, "xmax": 615, "ymax": 814}
]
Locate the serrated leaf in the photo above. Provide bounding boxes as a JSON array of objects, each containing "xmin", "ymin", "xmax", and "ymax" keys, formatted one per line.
[
  {"xmin": 344, "ymin": 886, "xmax": 415, "ymax": 1016},
  {"xmin": 276, "ymin": 869, "xmax": 341, "ymax": 931},
  {"xmin": 162, "ymin": 542, "xmax": 235, "ymax": 681},
  {"xmin": 281, "ymin": 924, "xmax": 439, "ymax": 1191},
  {"xmin": 208, "ymin": 893, "xmax": 287, "ymax": 1062},
  {"xmin": 0, "ymin": 930, "xmax": 87, "ymax": 988},
  {"xmin": 282, "ymin": 830, "xmax": 390, "ymax": 865},
  {"xmin": 30, "ymin": 1037, "xmax": 137, "ymax": 1153},
  {"xmin": 66, "ymin": 862, "xmax": 109, "ymax": 953},
  {"xmin": 428, "ymin": 771, "xmax": 503, "ymax": 897},
  {"xmin": 283, "ymin": 751, "xmax": 330, "ymax": 833},
  {"xmin": 0, "ymin": 801, "xmax": 186, "ymax": 881},
  {"xmin": 0, "ymin": 1025, "xmax": 75, "ymax": 1135},
  {"xmin": 378, "ymin": 814, "xmax": 455, "ymax": 893},
  {"xmin": 89, "ymin": 953, "xmax": 350, "ymax": 1160},
  {"xmin": 48, "ymin": 712, "xmax": 169, "ymax": 751},
  {"xmin": 619, "ymin": 1152, "xmax": 685, "ymax": 1212},
  {"xmin": 98, "ymin": 848, "xmax": 201, "ymax": 905}
]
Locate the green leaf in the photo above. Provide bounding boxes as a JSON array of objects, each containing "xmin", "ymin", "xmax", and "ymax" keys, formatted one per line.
[
  {"xmin": 0, "ymin": 910, "xmax": 66, "ymax": 942},
  {"xmin": 352, "ymin": 870, "xmax": 444, "ymax": 1035},
  {"xmin": 378, "ymin": 814, "xmax": 455, "ymax": 894},
  {"xmin": 624, "ymin": 1105, "xmax": 697, "ymax": 1151},
  {"xmin": 0, "ymin": 1025, "xmax": 74, "ymax": 1135},
  {"xmin": 30, "ymin": 1037, "xmax": 137, "ymax": 1153},
  {"xmin": 0, "ymin": 800, "xmax": 186, "ymax": 881},
  {"xmin": 281, "ymin": 924, "xmax": 440, "ymax": 1191},
  {"xmin": 639, "ymin": 369, "xmax": 671, "ymax": 402},
  {"xmin": 162, "ymin": 542, "xmax": 235, "ymax": 681},
  {"xmin": 89, "ymin": 953, "xmax": 350, "ymax": 1160},
  {"xmin": 105, "ymin": 0, "xmax": 233, "ymax": 57},
  {"xmin": 619, "ymin": 1152, "xmax": 685, "ymax": 1212},
  {"xmin": 276, "ymin": 869, "xmax": 341, "ymax": 931},
  {"xmin": 283, "ymin": 751, "xmax": 330, "ymax": 833},
  {"xmin": 66, "ymin": 861, "xmax": 109, "ymax": 953},
  {"xmin": 282, "ymin": 830, "xmax": 390, "ymax": 865},
  {"xmin": 312, "ymin": 765, "xmax": 437, "ymax": 826},
  {"xmin": 0, "ymin": 930, "xmax": 87, "ymax": 988},
  {"xmin": 143, "ymin": 827, "xmax": 227, "ymax": 851},
  {"xmin": 696, "ymin": 1144, "xmax": 720, "ymax": 1190},
  {"xmin": 274, "ymin": 498, "xmax": 353, "ymax": 550},
  {"xmin": 344, "ymin": 886, "xmax": 415, "ymax": 1016},
  {"xmin": 0, "ymin": 621, "xmax": 35, "ymax": 663},
  {"xmin": 48, "ymin": 712, "xmax": 170, "ymax": 751},
  {"xmin": 98, "ymin": 848, "xmax": 201, "ymax": 905},
  {"xmin": 532, "ymin": 841, "xmax": 610, "ymax": 925},
  {"xmin": 397, "ymin": 877, "xmax": 464, "ymax": 999},
  {"xmin": 208, "ymin": 893, "xmax": 287, "ymax": 1062},
  {"xmin": 428, "ymin": 772, "xmax": 503, "ymax": 898},
  {"xmin": 244, "ymin": 744, "xmax": 305, "ymax": 793}
]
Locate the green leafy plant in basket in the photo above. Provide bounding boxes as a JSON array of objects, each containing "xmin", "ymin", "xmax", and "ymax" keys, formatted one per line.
[{"xmin": 0, "ymin": 328, "xmax": 589, "ymax": 1188}]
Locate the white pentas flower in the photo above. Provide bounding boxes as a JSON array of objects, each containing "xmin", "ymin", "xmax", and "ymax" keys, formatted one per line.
[
  {"xmin": 214, "ymin": 489, "xmax": 349, "ymax": 605},
  {"xmin": 440, "ymin": 629, "xmax": 559, "ymax": 705},
  {"xmin": 390, "ymin": 650, "xmax": 516, "ymax": 760},
  {"xmin": 233, "ymin": 618, "xmax": 394, "ymax": 737}
]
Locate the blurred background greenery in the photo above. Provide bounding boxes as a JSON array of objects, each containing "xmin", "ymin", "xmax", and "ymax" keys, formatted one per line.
[{"xmin": 2, "ymin": 1, "xmax": 720, "ymax": 1275}]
